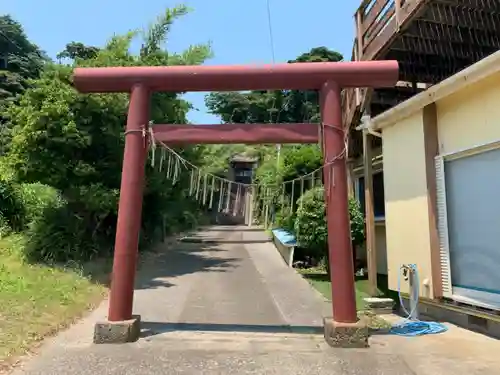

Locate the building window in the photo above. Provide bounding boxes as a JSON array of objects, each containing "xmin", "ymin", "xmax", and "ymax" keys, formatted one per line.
[
  {"xmin": 437, "ymin": 148, "xmax": 500, "ymax": 307},
  {"xmin": 356, "ymin": 171, "xmax": 385, "ymax": 219},
  {"xmin": 235, "ymin": 169, "xmax": 253, "ymax": 177}
]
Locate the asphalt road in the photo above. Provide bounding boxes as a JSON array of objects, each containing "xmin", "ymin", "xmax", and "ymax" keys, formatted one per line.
[{"xmin": 9, "ymin": 226, "xmax": 500, "ymax": 375}]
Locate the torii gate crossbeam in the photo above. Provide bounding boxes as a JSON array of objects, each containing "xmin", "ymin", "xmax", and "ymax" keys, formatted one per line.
[
  {"xmin": 73, "ymin": 60, "xmax": 398, "ymax": 347},
  {"xmin": 152, "ymin": 123, "xmax": 319, "ymax": 144}
]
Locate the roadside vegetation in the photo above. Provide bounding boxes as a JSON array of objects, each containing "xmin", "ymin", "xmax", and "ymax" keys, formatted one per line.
[{"xmin": 0, "ymin": 7, "xmax": 210, "ymax": 365}]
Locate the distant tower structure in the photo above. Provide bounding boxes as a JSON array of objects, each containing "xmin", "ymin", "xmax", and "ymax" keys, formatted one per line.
[
  {"xmin": 226, "ymin": 154, "xmax": 259, "ymax": 225},
  {"xmin": 228, "ymin": 154, "xmax": 258, "ymax": 185}
]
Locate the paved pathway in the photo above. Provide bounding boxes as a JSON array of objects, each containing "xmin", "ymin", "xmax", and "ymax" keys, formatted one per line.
[{"xmin": 8, "ymin": 226, "xmax": 500, "ymax": 374}]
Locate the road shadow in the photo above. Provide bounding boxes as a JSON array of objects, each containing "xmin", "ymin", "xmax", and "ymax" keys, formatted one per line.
[
  {"xmin": 179, "ymin": 238, "xmax": 272, "ymax": 245},
  {"xmin": 200, "ymin": 227, "xmax": 265, "ymax": 233},
  {"xmin": 70, "ymin": 224, "xmax": 252, "ymax": 290},
  {"xmin": 134, "ymin": 239, "xmax": 240, "ymax": 290},
  {"xmin": 140, "ymin": 321, "xmax": 323, "ymax": 337}
]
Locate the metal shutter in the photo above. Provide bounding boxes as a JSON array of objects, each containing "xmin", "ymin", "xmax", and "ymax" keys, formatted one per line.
[{"xmin": 435, "ymin": 155, "xmax": 453, "ymax": 297}]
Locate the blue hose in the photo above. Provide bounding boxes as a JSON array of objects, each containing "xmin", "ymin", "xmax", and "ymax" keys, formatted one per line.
[{"xmin": 389, "ymin": 264, "xmax": 448, "ymax": 337}]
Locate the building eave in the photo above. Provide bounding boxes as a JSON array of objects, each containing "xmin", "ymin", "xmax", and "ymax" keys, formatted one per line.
[{"xmin": 371, "ymin": 50, "xmax": 500, "ymax": 131}]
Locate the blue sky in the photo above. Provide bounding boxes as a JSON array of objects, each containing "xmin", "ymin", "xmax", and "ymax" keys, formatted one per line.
[{"xmin": 2, "ymin": 0, "xmax": 357, "ymax": 123}]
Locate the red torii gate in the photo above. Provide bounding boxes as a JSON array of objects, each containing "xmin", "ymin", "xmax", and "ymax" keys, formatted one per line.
[{"xmin": 73, "ymin": 61, "xmax": 398, "ymax": 346}]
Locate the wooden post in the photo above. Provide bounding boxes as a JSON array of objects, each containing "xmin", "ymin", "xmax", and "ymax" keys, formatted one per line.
[
  {"xmin": 247, "ymin": 187, "xmax": 254, "ymax": 226},
  {"xmin": 363, "ymin": 129, "xmax": 378, "ymax": 296},
  {"xmin": 356, "ymin": 10, "xmax": 364, "ymax": 59},
  {"xmin": 355, "ymin": 10, "xmax": 364, "ymax": 105},
  {"xmin": 346, "ymin": 159, "xmax": 355, "ymax": 198},
  {"xmin": 244, "ymin": 187, "xmax": 251, "ymax": 226},
  {"xmin": 252, "ymin": 186, "xmax": 256, "ymax": 225},
  {"xmin": 423, "ymin": 103, "xmax": 442, "ymax": 298},
  {"xmin": 395, "ymin": 0, "xmax": 402, "ymax": 30}
]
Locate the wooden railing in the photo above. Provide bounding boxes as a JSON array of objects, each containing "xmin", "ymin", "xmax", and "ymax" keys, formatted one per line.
[
  {"xmin": 357, "ymin": 0, "xmax": 425, "ymax": 61},
  {"xmin": 360, "ymin": 0, "xmax": 398, "ymax": 59}
]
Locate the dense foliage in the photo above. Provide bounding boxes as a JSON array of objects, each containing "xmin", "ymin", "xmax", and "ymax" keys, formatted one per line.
[
  {"xmin": 0, "ymin": 15, "xmax": 47, "ymax": 153},
  {"xmin": 56, "ymin": 41, "xmax": 100, "ymax": 61},
  {"xmin": 0, "ymin": 15, "xmax": 46, "ymax": 104},
  {"xmin": 0, "ymin": 11, "xmax": 365, "ymax": 269},
  {"xmin": 205, "ymin": 47, "xmax": 343, "ymax": 124},
  {"xmin": 202, "ymin": 47, "xmax": 343, "ymax": 177},
  {"xmin": 0, "ymin": 178, "xmax": 24, "ymax": 233},
  {"xmin": 204, "ymin": 46, "xmax": 342, "ymax": 193},
  {"xmin": 0, "ymin": 6, "xmax": 212, "ymax": 262},
  {"xmin": 295, "ymin": 186, "xmax": 365, "ymax": 260}
]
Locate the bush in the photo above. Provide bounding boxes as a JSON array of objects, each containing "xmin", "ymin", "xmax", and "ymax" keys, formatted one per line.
[
  {"xmin": 0, "ymin": 214, "xmax": 10, "ymax": 237},
  {"xmin": 0, "ymin": 178, "xmax": 25, "ymax": 231},
  {"xmin": 141, "ymin": 185, "xmax": 209, "ymax": 246},
  {"xmin": 24, "ymin": 202, "xmax": 103, "ymax": 263},
  {"xmin": 294, "ymin": 185, "xmax": 365, "ymax": 262},
  {"xmin": 349, "ymin": 197, "xmax": 365, "ymax": 247},
  {"xmin": 16, "ymin": 183, "xmax": 62, "ymax": 225},
  {"xmin": 13, "ymin": 174, "xmax": 210, "ymax": 264},
  {"xmin": 274, "ymin": 205, "xmax": 296, "ymax": 232},
  {"xmin": 0, "ymin": 181, "xmax": 112, "ymax": 263},
  {"xmin": 294, "ymin": 187, "xmax": 327, "ymax": 259},
  {"xmin": 23, "ymin": 185, "xmax": 118, "ymax": 263}
]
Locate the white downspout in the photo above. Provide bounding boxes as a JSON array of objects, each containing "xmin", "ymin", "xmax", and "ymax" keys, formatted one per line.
[{"xmin": 356, "ymin": 115, "xmax": 382, "ymax": 138}]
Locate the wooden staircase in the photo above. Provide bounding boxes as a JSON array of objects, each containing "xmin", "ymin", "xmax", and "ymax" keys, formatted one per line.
[{"xmin": 343, "ymin": 0, "xmax": 500, "ymax": 138}]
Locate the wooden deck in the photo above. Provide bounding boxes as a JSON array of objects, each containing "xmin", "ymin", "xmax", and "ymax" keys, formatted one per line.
[{"xmin": 344, "ymin": 0, "xmax": 500, "ymax": 158}]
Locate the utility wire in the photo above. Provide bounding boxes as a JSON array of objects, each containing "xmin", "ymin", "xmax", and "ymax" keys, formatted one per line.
[
  {"xmin": 265, "ymin": 0, "xmax": 282, "ymax": 166},
  {"xmin": 265, "ymin": 0, "xmax": 276, "ymax": 64}
]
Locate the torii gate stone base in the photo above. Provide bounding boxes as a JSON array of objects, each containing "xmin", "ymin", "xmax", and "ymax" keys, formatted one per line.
[{"xmin": 73, "ymin": 60, "xmax": 398, "ymax": 348}]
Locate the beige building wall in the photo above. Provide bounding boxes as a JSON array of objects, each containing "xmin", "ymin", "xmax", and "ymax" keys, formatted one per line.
[
  {"xmin": 381, "ymin": 68, "xmax": 500, "ymax": 298},
  {"xmin": 437, "ymin": 71, "xmax": 500, "ymax": 155},
  {"xmin": 382, "ymin": 112, "xmax": 434, "ymax": 297}
]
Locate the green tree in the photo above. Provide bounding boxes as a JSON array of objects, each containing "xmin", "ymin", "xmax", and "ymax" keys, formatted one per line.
[
  {"xmin": 0, "ymin": 15, "xmax": 46, "ymax": 103},
  {"xmin": 205, "ymin": 47, "xmax": 343, "ymax": 125},
  {"xmin": 0, "ymin": 15, "xmax": 47, "ymax": 153},
  {"xmin": 4, "ymin": 5, "xmax": 213, "ymax": 262},
  {"xmin": 204, "ymin": 47, "xmax": 343, "ymax": 180},
  {"xmin": 56, "ymin": 41, "xmax": 100, "ymax": 61}
]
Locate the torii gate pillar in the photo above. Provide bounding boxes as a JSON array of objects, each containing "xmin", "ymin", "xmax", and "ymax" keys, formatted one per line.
[
  {"xmin": 320, "ymin": 81, "xmax": 368, "ymax": 347},
  {"xmin": 107, "ymin": 84, "xmax": 150, "ymax": 322}
]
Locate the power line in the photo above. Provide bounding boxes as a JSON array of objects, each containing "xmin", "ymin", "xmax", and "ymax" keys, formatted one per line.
[
  {"xmin": 265, "ymin": 0, "xmax": 280, "ymax": 164},
  {"xmin": 265, "ymin": 0, "xmax": 276, "ymax": 63}
]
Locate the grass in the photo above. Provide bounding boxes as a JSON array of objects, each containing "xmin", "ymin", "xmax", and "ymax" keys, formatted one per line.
[
  {"xmin": 0, "ymin": 234, "xmax": 108, "ymax": 367},
  {"xmin": 297, "ymin": 267, "xmax": 395, "ymax": 329}
]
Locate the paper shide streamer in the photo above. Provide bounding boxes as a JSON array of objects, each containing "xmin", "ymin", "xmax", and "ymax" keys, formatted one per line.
[{"xmin": 145, "ymin": 123, "xmax": 347, "ymax": 226}]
